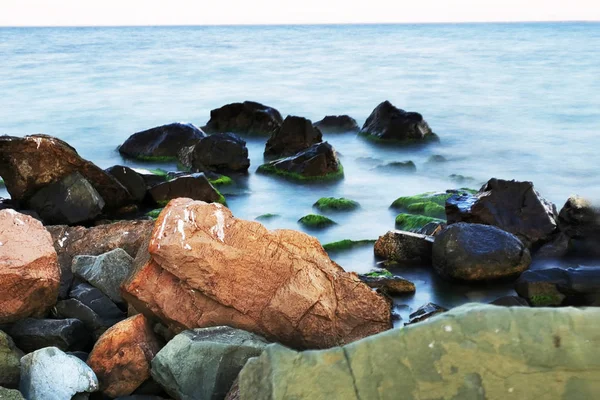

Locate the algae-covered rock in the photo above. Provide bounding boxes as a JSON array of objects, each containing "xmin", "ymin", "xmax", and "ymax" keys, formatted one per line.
[
  {"xmin": 0, "ymin": 387, "xmax": 24, "ymax": 399},
  {"xmin": 298, "ymin": 214, "xmax": 336, "ymax": 229},
  {"xmin": 395, "ymin": 214, "xmax": 444, "ymax": 232},
  {"xmin": 237, "ymin": 304, "xmax": 600, "ymax": 400},
  {"xmin": 313, "ymin": 197, "xmax": 359, "ymax": 212},
  {"xmin": 358, "ymin": 274, "xmax": 415, "ymax": 295},
  {"xmin": 515, "ymin": 267, "xmax": 600, "ymax": 306},
  {"xmin": 322, "ymin": 239, "xmax": 376, "ymax": 252},
  {"xmin": 0, "ymin": 331, "xmax": 23, "ymax": 388}
]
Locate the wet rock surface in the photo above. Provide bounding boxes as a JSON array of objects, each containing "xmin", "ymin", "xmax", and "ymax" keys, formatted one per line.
[
  {"xmin": 360, "ymin": 101, "xmax": 437, "ymax": 142},
  {"xmin": 203, "ymin": 101, "xmax": 283, "ymax": 135},
  {"xmin": 258, "ymin": 142, "xmax": 343, "ymax": 180},
  {"xmin": 515, "ymin": 267, "xmax": 600, "ymax": 306},
  {"xmin": 184, "ymin": 132, "xmax": 250, "ymax": 173},
  {"xmin": 264, "ymin": 116, "xmax": 323, "ymax": 158},
  {"xmin": 68, "ymin": 283, "xmax": 127, "ymax": 331},
  {"xmin": 7, "ymin": 318, "xmax": 91, "ymax": 353},
  {"xmin": 0, "ymin": 331, "xmax": 22, "ymax": 388},
  {"xmin": 358, "ymin": 275, "xmax": 416, "ymax": 295},
  {"xmin": 313, "ymin": 115, "xmax": 359, "ymax": 132},
  {"xmin": 106, "ymin": 166, "xmax": 148, "ymax": 203},
  {"xmin": 406, "ymin": 302, "xmax": 447, "ymax": 324},
  {"xmin": 149, "ymin": 173, "xmax": 224, "ymax": 205},
  {"xmin": 374, "ymin": 230, "xmax": 433, "ymax": 263}
]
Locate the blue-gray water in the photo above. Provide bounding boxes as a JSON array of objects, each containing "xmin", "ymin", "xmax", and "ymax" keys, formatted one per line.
[{"xmin": 2, "ymin": 23, "xmax": 599, "ymax": 319}]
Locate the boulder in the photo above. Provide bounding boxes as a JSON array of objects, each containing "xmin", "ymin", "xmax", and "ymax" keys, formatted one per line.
[
  {"xmin": 432, "ymin": 223, "xmax": 531, "ymax": 281},
  {"xmin": 7, "ymin": 319, "xmax": 91, "ymax": 353},
  {"xmin": 53, "ymin": 299, "xmax": 113, "ymax": 340},
  {"xmin": 0, "ymin": 134, "xmax": 132, "ymax": 210},
  {"xmin": 557, "ymin": 195, "xmax": 600, "ymax": 238},
  {"xmin": 416, "ymin": 221, "xmax": 445, "ymax": 236},
  {"xmin": 406, "ymin": 302, "xmax": 447, "ymax": 325},
  {"xmin": 313, "ymin": 115, "xmax": 359, "ymax": 133},
  {"xmin": 515, "ymin": 267, "xmax": 600, "ymax": 306},
  {"xmin": 0, "ymin": 210, "xmax": 60, "ymax": 324},
  {"xmin": 149, "ymin": 173, "xmax": 224, "ymax": 206},
  {"xmin": 264, "ymin": 116, "xmax": 322, "ymax": 158},
  {"xmin": 87, "ymin": 314, "xmax": 161, "ymax": 398},
  {"xmin": 20, "ymin": 347, "xmax": 98, "ymax": 399},
  {"xmin": 69, "ymin": 283, "xmax": 126, "ymax": 332},
  {"xmin": 28, "ymin": 172, "xmax": 105, "ymax": 225},
  {"xmin": 151, "ymin": 326, "xmax": 268, "ymax": 400},
  {"xmin": 359, "ymin": 101, "xmax": 437, "ymax": 142},
  {"xmin": 0, "ymin": 331, "xmax": 22, "ymax": 388},
  {"xmin": 358, "ymin": 275, "xmax": 415, "ymax": 295},
  {"xmin": 106, "ymin": 166, "xmax": 148, "ymax": 203},
  {"xmin": 183, "ymin": 133, "xmax": 250, "ymax": 173},
  {"xmin": 72, "ymin": 248, "xmax": 134, "ymax": 304},
  {"xmin": 373, "ymin": 161, "xmax": 417, "ymax": 173},
  {"xmin": 0, "ymin": 387, "xmax": 23, "ymax": 399},
  {"xmin": 123, "ymin": 198, "xmax": 391, "ymax": 349},
  {"xmin": 118, "ymin": 123, "xmax": 206, "ymax": 161},
  {"xmin": 203, "ymin": 101, "xmax": 283, "ymax": 135},
  {"xmin": 257, "ymin": 142, "xmax": 343, "ymax": 181},
  {"xmin": 446, "ymin": 178, "xmax": 558, "ymax": 247},
  {"xmin": 236, "ymin": 304, "xmax": 600, "ymax": 399},
  {"xmin": 373, "ymin": 230, "xmax": 433, "ymax": 263},
  {"xmin": 535, "ymin": 233, "xmax": 571, "ymax": 258}
]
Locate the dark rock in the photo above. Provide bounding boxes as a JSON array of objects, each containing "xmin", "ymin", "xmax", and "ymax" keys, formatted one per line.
[
  {"xmin": 258, "ymin": 142, "xmax": 342, "ymax": 180},
  {"xmin": 535, "ymin": 233, "xmax": 571, "ymax": 258},
  {"xmin": 28, "ymin": 172, "xmax": 105, "ymax": 225},
  {"xmin": 203, "ymin": 101, "xmax": 283, "ymax": 135},
  {"xmin": 149, "ymin": 173, "xmax": 224, "ymax": 205},
  {"xmin": 106, "ymin": 166, "xmax": 147, "ymax": 203},
  {"xmin": 67, "ymin": 351, "xmax": 89, "ymax": 362},
  {"xmin": 373, "ymin": 161, "xmax": 416, "ymax": 173},
  {"xmin": 557, "ymin": 195, "xmax": 600, "ymax": 238},
  {"xmin": 264, "ymin": 116, "xmax": 322, "ymax": 158},
  {"xmin": 416, "ymin": 221, "xmax": 446, "ymax": 236},
  {"xmin": 358, "ymin": 275, "xmax": 416, "ymax": 295},
  {"xmin": 8, "ymin": 319, "xmax": 91, "ymax": 353},
  {"xmin": 53, "ymin": 299, "xmax": 111, "ymax": 340},
  {"xmin": 116, "ymin": 397, "xmax": 167, "ymax": 400},
  {"xmin": 446, "ymin": 178, "xmax": 558, "ymax": 248},
  {"xmin": 118, "ymin": 123, "xmax": 206, "ymax": 160},
  {"xmin": 313, "ymin": 115, "xmax": 359, "ymax": 132},
  {"xmin": 515, "ymin": 267, "xmax": 600, "ymax": 306},
  {"xmin": 360, "ymin": 101, "xmax": 437, "ymax": 142},
  {"xmin": 69, "ymin": 283, "xmax": 127, "ymax": 330},
  {"xmin": 426, "ymin": 154, "xmax": 447, "ymax": 163},
  {"xmin": 433, "ymin": 223, "xmax": 531, "ymax": 281},
  {"xmin": 183, "ymin": 133, "xmax": 250, "ymax": 173},
  {"xmin": 406, "ymin": 302, "xmax": 447, "ymax": 325},
  {"xmin": 489, "ymin": 296, "xmax": 529, "ymax": 307},
  {"xmin": 374, "ymin": 230, "xmax": 433, "ymax": 263},
  {"xmin": 0, "ymin": 330, "xmax": 23, "ymax": 388}
]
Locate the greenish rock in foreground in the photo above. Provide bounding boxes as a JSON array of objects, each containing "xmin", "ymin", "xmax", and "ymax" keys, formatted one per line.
[
  {"xmin": 298, "ymin": 214, "xmax": 336, "ymax": 228},
  {"xmin": 0, "ymin": 331, "xmax": 23, "ymax": 388},
  {"xmin": 313, "ymin": 197, "xmax": 359, "ymax": 211},
  {"xmin": 0, "ymin": 387, "xmax": 24, "ymax": 399}
]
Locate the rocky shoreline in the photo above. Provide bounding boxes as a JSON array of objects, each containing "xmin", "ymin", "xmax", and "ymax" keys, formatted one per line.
[{"xmin": 1, "ymin": 100, "xmax": 599, "ymax": 399}]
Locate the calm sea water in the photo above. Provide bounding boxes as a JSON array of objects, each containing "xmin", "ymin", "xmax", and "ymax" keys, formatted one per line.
[{"xmin": 2, "ymin": 23, "xmax": 599, "ymax": 318}]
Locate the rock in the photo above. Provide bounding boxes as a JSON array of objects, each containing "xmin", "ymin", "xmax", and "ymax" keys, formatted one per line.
[
  {"xmin": 515, "ymin": 267, "xmax": 600, "ymax": 306},
  {"xmin": 446, "ymin": 178, "xmax": 558, "ymax": 247},
  {"xmin": 359, "ymin": 101, "xmax": 437, "ymax": 142},
  {"xmin": 257, "ymin": 142, "xmax": 343, "ymax": 181},
  {"xmin": 416, "ymin": 221, "xmax": 446, "ymax": 236},
  {"xmin": 53, "ymin": 299, "xmax": 112, "ymax": 340},
  {"xmin": 72, "ymin": 248, "xmax": 134, "ymax": 304},
  {"xmin": 69, "ymin": 283, "xmax": 126, "ymax": 333},
  {"xmin": 106, "ymin": 166, "xmax": 147, "ymax": 203},
  {"xmin": 535, "ymin": 233, "xmax": 571, "ymax": 258},
  {"xmin": 406, "ymin": 302, "xmax": 447, "ymax": 325},
  {"xmin": 0, "ymin": 331, "xmax": 22, "ymax": 388},
  {"xmin": 123, "ymin": 198, "xmax": 391, "ymax": 349},
  {"xmin": 373, "ymin": 161, "xmax": 417, "ymax": 173},
  {"xmin": 118, "ymin": 123, "xmax": 206, "ymax": 161},
  {"xmin": 151, "ymin": 326, "xmax": 268, "ymax": 400},
  {"xmin": 203, "ymin": 101, "xmax": 283, "ymax": 135},
  {"xmin": 489, "ymin": 296, "xmax": 529, "ymax": 307},
  {"xmin": 358, "ymin": 275, "xmax": 415, "ymax": 295},
  {"xmin": 0, "ymin": 134, "xmax": 132, "ymax": 210},
  {"xmin": 7, "ymin": 319, "xmax": 91, "ymax": 353},
  {"xmin": 374, "ymin": 230, "xmax": 433, "ymax": 263},
  {"xmin": 0, "ymin": 210, "xmax": 60, "ymax": 324},
  {"xmin": 557, "ymin": 195, "xmax": 600, "ymax": 238},
  {"xmin": 28, "ymin": 172, "xmax": 105, "ymax": 225},
  {"xmin": 313, "ymin": 115, "xmax": 359, "ymax": 133},
  {"xmin": 433, "ymin": 223, "xmax": 531, "ymax": 281},
  {"xmin": 264, "ymin": 116, "xmax": 322, "ymax": 158},
  {"xmin": 0, "ymin": 387, "xmax": 24, "ymax": 399},
  {"xmin": 183, "ymin": 133, "xmax": 250, "ymax": 173},
  {"xmin": 20, "ymin": 347, "xmax": 98, "ymax": 399},
  {"xmin": 236, "ymin": 304, "xmax": 600, "ymax": 399},
  {"xmin": 149, "ymin": 173, "xmax": 225, "ymax": 206},
  {"xmin": 87, "ymin": 315, "xmax": 161, "ymax": 398}
]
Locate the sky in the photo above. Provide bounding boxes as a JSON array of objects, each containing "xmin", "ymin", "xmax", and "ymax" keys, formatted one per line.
[{"xmin": 1, "ymin": 0, "xmax": 599, "ymax": 26}]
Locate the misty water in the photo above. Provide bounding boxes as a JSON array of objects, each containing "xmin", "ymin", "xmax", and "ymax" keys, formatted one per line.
[{"xmin": 1, "ymin": 23, "xmax": 599, "ymax": 321}]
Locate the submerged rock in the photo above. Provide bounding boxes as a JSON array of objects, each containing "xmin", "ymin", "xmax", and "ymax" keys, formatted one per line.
[
  {"xmin": 183, "ymin": 132, "xmax": 250, "ymax": 173},
  {"xmin": 258, "ymin": 142, "xmax": 343, "ymax": 181},
  {"xmin": 8, "ymin": 319, "xmax": 91, "ymax": 354},
  {"xmin": 515, "ymin": 267, "xmax": 600, "ymax": 306},
  {"xmin": 374, "ymin": 230, "xmax": 433, "ymax": 263},
  {"xmin": 313, "ymin": 115, "xmax": 359, "ymax": 132},
  {"xmin": 264, "ymin": 116, "xmax": 322, "ymax": 158},
  {"xmin": 106, "ymin": 166, "xmax": 148, "ymax": 203},
  {"xmin": 0, "ymin": 331, "xmax": 23, "ymax": 388},
  {"xmin": 203, "ymin": 101, "xmax": 283, "ymax": 135},
  {"xmin": 406, "ymin": 302, "xmax": 447, "ymax": 325},
  {"xmin": 360, "ymin": 101, "xmax": 437, "ymax": 142},
  {"xmin": 373, "ymin": 161, "xmax": 417, "ymax": 173},
  {"xmin": 149, "ymin": 173, "xmax": 225, "ymax": 206}
]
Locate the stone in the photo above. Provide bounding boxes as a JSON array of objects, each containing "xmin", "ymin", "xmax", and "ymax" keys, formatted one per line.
[
  {"xmin": 373, "ymin": 161, "xmax": 417, "ymax": 173},
  {"xmin": 149, "ymin": 173, "xmax": 224, "ymax": 206},
  {"xmin": 72, "ymin": 248, "xmax": 134, "ymax": 304},
  {"xmin": 0, "ymin": 331, "xmax": 22, "ymax": 388},
  {"xmin": 406, "ymin": 302, "xmax": 447, "ymax": 325},
  {"xmin": 374, "ymin": 230, "xmax": 433, "ymax": 263},
  {"xmin": 0, "ymin": 387, "xmax": 24, "ymax": 399},
  {"xmin": 313, "ymin": 115, "xmax": 359, "ymax": 133},
  {"xmin": 535, "ymin": 233, "xmax": 571, "ymax": 258},
  {"xmin": 203, "ymin": 101, "xmax": 283, "ymax": 135},
  {"xmin": 446, "ymin": 178, "xmax": 558, "ymax": 247},
  {"xmin": 52, "ymin": 299, "xmax": 112, "ymax": 340},
  {"xmin": 359, "ymin": 101, "xmax": 437, "ymax": 142},
  {"xmin": 557, "ymin": 195, "xmax": 600, "ymax": 238},
  {"xmin": 0, "ymin": 210, "xmax": 60, "ymax": 324},
  {"xmin": 28, "ymin": 172, "xmax": 105, "ymax": 225},
  {"xmin": 106, "ymin": 166, "xmax": 148, "ymax": 203},
  {"xmin": 515, "ymin": 267, "xmax": 600, "ymax": 306},
  {"xmin": 236, "ymin": 304, "xmax": 600, "ymax": 399},
  {"xmin": 184, "ymin": 133, "xmax": 250, "ymax": 173},
  {"xmin": 264, "ymin": 116, "xmax": 322, "ymax": 158},
  {"xmin": 358, "ymin": 275, "xmax": 415, "ymax": 295},
  {"xmin": 0, "ymin": 134, "xmax": 132, "ymax": 210},
  {"xmin": 7, "ymin": 319, "xmax": 91, "ymax": 354},
  {"xmin": 123, "ymin": 198, "xmax": 391, "ymax": 349},
  {"xmin": 20, "ymin": 347, "xmax": 98, "ymax": 399},
  {"xmin": 151, "ymin": 326, "xmax": 268, "ymax": 400},
  {"xmin": 489, "ymin": 296, "xmax": 529, "ymax": 307},
  {"xmin": 416, "ymin": 221, "xmax": 445, "ymax": 236},
  {"xmin": 258, "ymin": 142, "xmax": 343, "ymax": 181},
  {"xmin": 118, "ymin": 123, "xmax": 206, "ymax": 160},
  {"xmin": 87, "ymin": 315, "xmax": 161, "ymax": 398},
  {"xmin": 432, "ymin": 223, "xmax": 531, "ymax": 281}
]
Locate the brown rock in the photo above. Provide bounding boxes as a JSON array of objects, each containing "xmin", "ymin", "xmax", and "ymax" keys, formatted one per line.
[
  {"xmin": 0, "ymin": 210, "xmax": 60, "ymax": 323},
  {"xmin": 87, "ymin": 314, "xmax": 161, "ymax": 398},
  {"xmin": 374, "ymin": 230, "xmax": 433, "ymax": 263},
  {"xmin": 358, "ymin": 275, "xmax": 416, "ymax": 295}
]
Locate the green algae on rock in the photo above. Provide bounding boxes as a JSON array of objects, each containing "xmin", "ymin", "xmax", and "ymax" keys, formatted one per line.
[
  {"xmin": 255, "ymin": 213, "xmax": 280, "ymax": 221},
  {"xmin": 146, "ymin": 208, "xmax": 163, "ymax": 219},
  {"xmin": 395, "ymin": 213, "xmax": 445, "ymax": 232},
  {"xmin": 322, "ymin": 239, "xmax": 376, "ymax": 252},
  {"xmin": 208, "ymin": 175, "xmax": 234, "ymax": 186},
  {"xmin": 313, "ymin": 197, "xmax": 359, "ymax": 211},
  {"xmin": 298, "ymin": 214, "xmax": 336, "ymax": 228},
  {"xmin": 257, "ymin": 163, "xmax": 344, "ymax": 182},
  {"xmin": 364, "ymin": 269, "xmax": 393, "ymax": 278}
]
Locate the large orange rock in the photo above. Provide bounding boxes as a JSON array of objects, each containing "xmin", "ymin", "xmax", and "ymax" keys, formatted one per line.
[
  {"xmin": 86, "ymin": 314, "xmax": 161, "ymax": 398},
  {"xmin": 123, "ymin": 198, "xmax": 391, "ymax": 349},
  {"xmin": 0, "ymin": 210, "xmax": 60, "ymax": 323}
]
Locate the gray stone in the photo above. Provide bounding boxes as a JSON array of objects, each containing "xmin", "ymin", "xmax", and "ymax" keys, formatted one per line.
[
  {"xmin": 360, "ymin": 101, "xmax": 437, "ymax": 143},
  {"xmin": 203, "ymin": 101, "xmax": 283, "ymax": 136},
  {"xmin": 0, "ymin": 387, "xmax": 24, "ymax": 399},
  {"xmin": 149, "ymin": 173, "xmax": 224, "ymax": 205},
  {"xmin": 119, "ymin": 122, "xmax": 206, "ymax": 160},
  {"xmin": 0, "ymin": 331, "xmax": 23, "ymax": 388},
  {"xmin": 187, "ymin": 133, "xmax": 250, "ymax": 173},
  {"xmin": 264, "ymin": 116, "xmax": 322, "ymax": 158},
  {"xmin": 313, "ymin": 115, "xmax": 359, "ymax": 133},
  {"xmin": 406, "ymin": 302, "xmax": 447, "ymax": 325},
  {"xmin": 52, "ymin": 299, "xmax": 110, "ymax": 340},
  {"xmin": 535, "ymin": 232, "xmax": 571, "ymax": 258},
  {"xmin": 515, "ymin": 267, "xmax": 600, "ymax": 306},
  {"xmin": 72, "ymin": 248, "xmax": 134, "ymax": 304},
  {"xmin": 106, "ymin": 166, "xmax": 147, "ymax": 203},
  {"xmin": 8, "ymin": 319, "xmax": 91, "ymax": 354},
  {"xmin": 69, "ymin": 283, "xmax": 126, "ymax": 329},
  {"xmin": 374, "ymin": 230, "xmax": 433, "ymax": 263},
  {"xmin": 237, "ymin": 304, "xmax": 600, "ymax": 399},
  {"xmin": 151, "ymin": 326, "xmax": 268, "ymax": 400},
  {"xmin": 19, "ymin": 347, "xmax": 98, "ymax": 400}
]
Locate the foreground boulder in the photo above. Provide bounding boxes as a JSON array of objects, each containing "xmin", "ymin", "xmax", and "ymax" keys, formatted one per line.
[
  {"xmin": 432, "ymin": 223, "xmax": 531, "ymax": 281},
  {"xmin": 236, "ymin": 304, "xmax": 600, "ymax": 399},
  {"xmin": 359, "ymin": 101, "xmax": 437, "ymax": 142},
  {"xmin": 0, "ymin": 387, "xmax": 23, "ymax": 399},
  {"xmin": 118, "ymin": 123, "xmax": 206, "ymax": 161},
  {"xmin": 149, "ymin": 173, "xmax": 225, "ymax": 206},
  {"xmin": 8, "ymin": 318, "xmax": 90, "ymax": 353},
  {"xmin": 0, "ymin": 331, "xmax": 22, "ymax": 388},
  {"xmin": 123, "ymin": 198, "xmax": 391, "ymax": 349},
  {"xmin": 264, "ymin": 116, "xmax": 322, "ymax": 158},
  {"xmin": 0, "ymin": 134, "xmax": 132, "ymax": 210},
  {"xmin": 180, "ymin": 133, "xmax": 249, "ymax": 173},
  {"xmin": 515, "ymin": 267, "xmax": 600, "ymax": 306},
  {"xmin": 313, "ymin": 115, "xmax": 359, "ymax": 132},
  {"xmin": 87, "ymin": 314, "xmax": 161, "ymax": 398},
  {"xmin": 0, "ymin": 210, "xmax": 60, "ymax": 324},
  {"xmin": 446, "ymin": 178, "xmax": 558, "ymax": 247},
  {"xmin": 374, "ymin": 230, "xmax": 433, "ymax": 263},
  {"xmin": 203, "ymin": 101, "xmax": 283, "ymax": 135},
  {"xmin": 152, "ymin": 326, "xmax": 267, "ymax": 400}
]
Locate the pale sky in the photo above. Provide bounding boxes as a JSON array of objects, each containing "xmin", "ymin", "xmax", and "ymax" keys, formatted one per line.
[{"xmin": 1, "ymin": 0, "xmax": 599, "ymax": 26}]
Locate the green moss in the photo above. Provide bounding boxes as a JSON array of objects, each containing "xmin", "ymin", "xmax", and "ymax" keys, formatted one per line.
[
  {"xmin": 406, "ymin": 202, "xmax": 446, "ymax": 218},
  {"xmin": 148, "ymin": 168, "xmax": 169, "ymax": 177},
  {"xmin": 391, "ymin": 192, "xmax": 451, "ymax": 210},
  {"xmin": 459, "ymin": 187, "xmax": 478, "ymax": 194},
  {"xmin": 135, "ymin": 155, "xmax": 178, "ymax": 162},
  {"xmin": 322, "ymin": 239, "xmax": 376, "ymax": 252},
  {"xmin": 257, "ymin": 162, "xmax": 344, "ymax": 182},
  {"xmin": 216, "ymin": 191, "xmax": 227, "ymax": 206},
  {"xmin": 529, "ymin": 294, "xmax": 562, "ymax": 307},
  {"xmin": 209, "ymin": 175, "xmax": 234, "ymax": 186},
  {"xmin": 298, "ymin": 214, "xmax": 336, "ymax": 228},
  {"xmin": 395, "ymin": 213, "xmax": 444, "ymax": 232},
  {"xmin": 313, "ymin": 197, "xmax": 359, "ymax": 211},
  {"xmin": 146, "ymin": 208, "xmax": 163, "ymax": 219},
  {"xmin": 365, "ymin": 269, "xmax": 393, "ymax": 278},
  {"xmin": 256, "ymin": 213, "xmax": 280, "ymax": 221}
]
